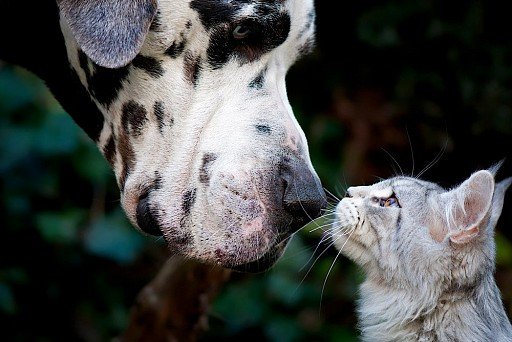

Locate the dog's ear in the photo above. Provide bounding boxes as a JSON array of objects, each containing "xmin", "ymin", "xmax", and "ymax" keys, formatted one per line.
[{"xmin": 57, "ymin": 0, "xmax": 157, "ymax": 68}]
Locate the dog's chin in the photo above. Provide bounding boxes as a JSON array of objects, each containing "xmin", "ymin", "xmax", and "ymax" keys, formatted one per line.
[{"xmin": 229, "ymin": 239, "xmax": 288, "ymax": 273}]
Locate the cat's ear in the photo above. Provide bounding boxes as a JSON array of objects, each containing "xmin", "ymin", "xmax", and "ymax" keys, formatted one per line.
[
  {"xmin": 486, "ymin": 176, "xmax": 512, "ymax": 230},
  {"xmin": 488, "ymin": 159, "xmax": 505, "ymax": 177},
  {"xmin": 442, "ymin": 170, "xmax": 495, "ymax": 245}
]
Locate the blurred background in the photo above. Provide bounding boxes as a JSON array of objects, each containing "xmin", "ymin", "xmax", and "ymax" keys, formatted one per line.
[{"xmin": 1, "ymin": 1, "xmax": 512, "ymax": 341}]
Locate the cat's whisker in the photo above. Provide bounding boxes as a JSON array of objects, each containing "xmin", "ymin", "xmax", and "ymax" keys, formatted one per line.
[
  {"xmin": 308, "ymin": 222, "xmax": 335, "ymax": 233},
  {"xmin": 292, "ymin": 182, "xmax": 317, "ymax": 227},
  {"xmin": 406, "ymin": 127, "xmax": 416, "ymax": 177},
  {"xmin": 319, "ymin": 228, "xmax": 356, "ymax": 311},
  {"xmin": 291, "ymin": 237, "xmax": 336, "ymax": 302},
  {"xmin": 328, "ymin": 221, "xmax": 357, "ymax": 237},
  {"xmin": 296, "ymin": 232, "xmax": 332, "ymax": 274},
  {"xmin": 381, "ymin": 147, "xmax": 404, "ymax": 177},
  {"xmin": 277, "ymin": 233, "xmax": 320, "ymax": 266},
  {"xmin": 324, "ymin": 187, "xmax": 341, "ymax": 202},
  {"xmin": 295, "ymin": 232, "xmax": 337, "ymax": 288},
  {"xmin": 310, "ymin": 211, "xmax": 338, "ymax": 221},
  {"xmin": 416, "ymin": 138, "xmax": 447, "ymax": 179},
  {"xmin": 296, "ymin": 216, "xmax": 330, "ymax": 234},
  {"xmin": 289, "ymin": 184, "xmax": 340, "ymax": 235},
  {"xmin": 306, "ymin": 210, "xmax": 339, "ymax": 231}
]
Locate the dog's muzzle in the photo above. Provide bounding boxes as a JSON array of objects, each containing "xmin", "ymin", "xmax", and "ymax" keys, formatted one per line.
[
  {"xmin": 229, "ymin": 156, "xmax": 327, "ymax": 273},
  {"xmin": 132, "ymin": 154, "xmax": 327, "ymax": 272}
]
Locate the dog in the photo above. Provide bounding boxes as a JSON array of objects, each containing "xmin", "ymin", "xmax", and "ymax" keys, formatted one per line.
[{"xmin": 0, "ymin": 0, "xmax": 326, "ymax": 272}]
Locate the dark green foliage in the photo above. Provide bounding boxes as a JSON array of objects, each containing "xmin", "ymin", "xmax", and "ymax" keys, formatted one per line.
[{"xmin": 0, "ymin": 66, "xmax": 164, "ymax": 340}]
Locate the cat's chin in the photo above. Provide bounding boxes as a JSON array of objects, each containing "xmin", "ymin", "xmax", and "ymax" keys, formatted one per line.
[{"xmin": 337, "ymin": 237, "xmax": 373, "ymax": 266}]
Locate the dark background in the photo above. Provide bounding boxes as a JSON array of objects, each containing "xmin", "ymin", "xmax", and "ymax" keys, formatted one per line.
[{"xmin": 1, "ymin": 1, "xmax": 511, "ymax": 340}]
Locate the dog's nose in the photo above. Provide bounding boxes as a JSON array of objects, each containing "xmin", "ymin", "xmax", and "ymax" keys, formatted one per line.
[{"xmin": 280, "ymin": 157, "xmax": 327, "ymax": 231}]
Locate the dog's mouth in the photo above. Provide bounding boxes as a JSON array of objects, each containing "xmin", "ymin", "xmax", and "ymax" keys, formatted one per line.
[{"xmin": 230, "ymin": 238, "xmax": 288, "ymax": 273}]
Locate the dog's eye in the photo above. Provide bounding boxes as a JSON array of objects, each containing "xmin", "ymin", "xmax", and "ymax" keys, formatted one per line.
[{"xmin": 233, "ymin": 25, "xmax": 251, "ymax": 39}]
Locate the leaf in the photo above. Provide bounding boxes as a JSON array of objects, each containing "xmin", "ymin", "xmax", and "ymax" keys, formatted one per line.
[
  {"xmin": 264, "ymin": 316, "xmax": 302, "ymax": 342},
  {"xmin": 0, "ymin": 68, "xmax": 36, "ymax": 112},
  {"xmin": 34, "ymin": 111, "xmax": 80, "ymax": 155},
  {"xmin": 0, "ymin": 126, "xmax": 34, "ymax": 172},
  {"xmin": 71, "ymin": 140, "xmax": 112, "ymax": 183},
  {"xmin": 211, "ymin": 280, "xmax": 266, "ymax": 331},
  {"xmin": 496, "ymin": 232, "xmax": 512, "ymax": 267},
  {"xmin": 0, "ymin": 283, "xmax": 17, "ymax": 315},
  {"xmin": 36, "ymin": 210, "xmax": 86, "ymax": 244},
  {"xmin": 83, "ymin": 209, "xmax": 146, "ymax": 264}
]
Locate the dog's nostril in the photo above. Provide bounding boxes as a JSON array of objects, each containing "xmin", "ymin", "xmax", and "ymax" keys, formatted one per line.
[{"xmin": 136, "ymin": 191, "xmax": 163, "ymax": 236}]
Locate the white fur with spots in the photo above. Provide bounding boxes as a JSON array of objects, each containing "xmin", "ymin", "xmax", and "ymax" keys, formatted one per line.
[{"xmin": 59, "ymin": 0, "xmax": 325, "ymax": 270}]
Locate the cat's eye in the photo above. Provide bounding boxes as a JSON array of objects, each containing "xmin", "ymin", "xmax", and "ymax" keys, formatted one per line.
[
  {"xmin": 382, "ymin": 196, "xmax": 400, "ymax": 208},
  {"xmin": 233, "ymin": 25, "xmax": 251, "ymax": 39},
  {"xmin": 370, "ymin": 194, "xmax": 400, "ymax": 208}
]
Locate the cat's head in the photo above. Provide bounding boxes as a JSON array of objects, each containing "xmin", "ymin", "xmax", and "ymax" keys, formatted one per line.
[{"xmin": 330, "ymin": 163, "xmax": 511, "ymax": 291}]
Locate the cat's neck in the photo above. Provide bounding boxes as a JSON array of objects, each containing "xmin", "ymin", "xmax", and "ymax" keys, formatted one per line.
[{"xmin": 357, "ymin": 275, "xmax": 512, "ymax": 342}]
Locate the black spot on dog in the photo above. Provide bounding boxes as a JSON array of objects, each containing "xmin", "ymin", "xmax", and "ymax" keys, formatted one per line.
[
  {"xmin": 153, "ymin": 101, "xmax": 166, "ymax": 132},
  {"xmin": 191, "ymin": 1, "xmax": 291, "ymax": 68},
  {"xmin": 184, "ymin": 53, "xmax": 201, "ymax": 86},
  {"xmin": 165, "ymin": 40, "xmax": 186, "ymax": 58},
  {"xmin": 181, "ymin": 189, "xmax": 197, "ymax": 226},
  {"xmin": 150, "ymin": 10, "xmax": 161, "ymax": 31},
  {"xmin": 298, "ymin": 35, "xmax": 316, "ymax": 56},
  {"xmin": 186, "ymin": 20, "xmax": 192, "ymax": 29},
  {"xmin": 136, "ymin": 199, "xmax": 162, "ymax": 236},
  {"xmin": 182, "ymin": 189, "xmax": 197, "ymax": 216},
  {"xmin": 153, "ymin": 171, "xmax": 162, "ymax": 188},
  {"xmin": 136, "ymin": 178, "xmax": 163, "ymax": 236},
  {"xmin": 81, "ymin": 50, "xmax": 130, "ymax": 108},
  {"xmin": 165, "ymin": 226, "xmax": 192, "ymax": 248},
  {"xmin": 298, "ymin": 9, "xmax": 315, "ymax": 39},
  {"xmin": 199, "ymin": 153, "xmax": 218, "ymax": 185},
  {"xmin": 190, "ymin": 0, "xmax": 237, "ymax": 30},
  {"xmin": 117, "ymin": 131, "xmax": 135, "ymax": 192},
  {"xmin": 255, "ymin": 124, "xmax": 271, "ymax": 135},
  {"xmin": 78, "ymin": 49, "xmax": 91, "ymax": 79},
  {"xmin": 122, "ymin": 101, "xmax": 148, "ymax": 137},
  {"xmin": 53, "ymin": 51, "xmax": 104, "ymax": 141},
  {"xmin": 103, "ymin": 132, "xmax": 117, "ymax": 166},
  {"xmin": 249, "ymin": 67, "xmax": 267, "ymax": 89},
  {"xmin": 207, "ymin": 12, "xmax": 291, "ymax": 69},
  {"xmin": 132, "ymin": 55, "xmax": 164, "ymax": 78}
]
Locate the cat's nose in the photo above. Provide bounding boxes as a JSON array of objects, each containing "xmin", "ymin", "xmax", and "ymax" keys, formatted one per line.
[
  {"xmin": 347, "ymin": 186, "xmax": 369, "ymax": 198},
  {"xmin": 346, "ymin": 187, "xmax": 357, "ymax": 198}
]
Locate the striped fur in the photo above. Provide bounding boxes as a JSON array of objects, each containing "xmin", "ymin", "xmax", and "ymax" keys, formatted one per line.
[{"xmin": 330, "ymin": 166, "xmax": 512, "ymax": 341}]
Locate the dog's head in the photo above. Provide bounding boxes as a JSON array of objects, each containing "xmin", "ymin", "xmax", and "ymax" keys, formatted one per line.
[{"xmin": 58, "ymin": 0, "xmax": 325, "ymax": 272}]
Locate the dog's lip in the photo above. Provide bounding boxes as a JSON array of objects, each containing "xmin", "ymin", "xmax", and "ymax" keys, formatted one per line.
[{"xmin": 229, "ymin": 238, "xmax": 288, "ymax": 273}]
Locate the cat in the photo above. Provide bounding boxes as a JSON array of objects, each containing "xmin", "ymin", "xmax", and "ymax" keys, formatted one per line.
[{"xmin": 329, "ymin": 162, "xmax": 512, "ymax": 341}]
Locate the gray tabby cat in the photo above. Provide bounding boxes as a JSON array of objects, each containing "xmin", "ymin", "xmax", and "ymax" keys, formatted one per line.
[{"xmin": 330, "ymin": 163, "xmax": 512, "ymax": 341}]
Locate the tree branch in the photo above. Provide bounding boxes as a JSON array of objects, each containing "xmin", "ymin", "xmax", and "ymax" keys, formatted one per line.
[{"xmin": 119, "ymin": 256, "xmax": 231, "ymax": 342}]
